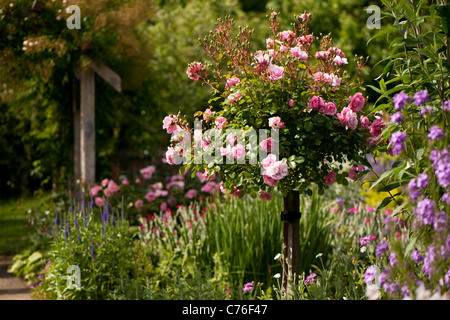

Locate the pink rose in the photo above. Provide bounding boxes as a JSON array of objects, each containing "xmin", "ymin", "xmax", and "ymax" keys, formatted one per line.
[
  {"xmin": 268, "ymin": 116, "xmax": 285, "ymax": 129},
  {"xmin": 220, "ymin": 146, "xmax": 233, "ymax": 158},
  {"xmin": 289, "ymin": 99, "xmax": 295, "ymax": 107},
  {"xmin": 349, "ymin": 92, "xmax": 366, "ymax": 112},
  {"xmin": 166, "ymin": 147, "xmax": 176, "ymax": 165},
  {"xmin": 185, "ymin": 189, "xmax": 197, "ymax": 199},
  {"xmin": 333, "ymin": 56, "xmax": 348, "ymax": 66},
  {"xmin": 263, "ymin": 174, "xmax": 279, "ymax": 186},
  {"xmin": 348, "ymin": 166, "xmax": 358, "ymax": 180},
  {"xmin": 322, "ymin": 102, "xmax": 337, "ymax": 115},
  {"xmin": 278, "ymin": 30, "xmax": 294, "ymax": 41},
  {"xmin": 254, "ymin": 50, "xmax": 270, "ymax": 66},
  {"xmin": 227, "ymin": 92, "xmax": 243, "ymax": 103},
  {"xmin": 145, "ymin": 191, "xmax": 157, "ymax": 202},
  {"xmin": 101, "ymin": 179, "xmax": 109, "ymax": 187},
  {"xmin": 203, "ymin": 108, "xmax": 215, "ymax": 121},
  {"xmin": 264, "ymin": 160, "xmax": 288, "ymax": 180},
  {"xmin": 226, "ymin": 134, "xmax": 236, "ymax": 145},
  {"xmin": 259, "ymin": 137, "xmax": 274, "ymax": 152},
  {"xmin": 259, "ymin": 191, "xmax": 272, "ymax": 200},
  {"xmin": 219, "ymin": 181, "xmax": 228, "ymax": 194},
  {"xmin": 215, "ymin": 116, "xmax": 228, "ymax": 130},
  {"xmin": 325, "ymin": 171, "xmax": 336, "ymax": 186},
  {"xmin": 186, "ymin": 62, "xmax": 204, "ymax": 81},
  {"xmin": 95, "ymin": 197, "xmax": 104, "ymax": 206},
  {"xmin": 369, "ymin": 117, "xmax": 385, "ymax": 137},
  {"xmin": 360, "ymin": 116, "xmax": 369, "ymax": 129},
  {"xmin": 90, "ymin": 185, "xmax": 103, "ymax": 197},
  {"xmin": 202, "ymin": 168, "xmax": 216, "ymax": 181},
  {"xmin": 135, "ymin": 199, "xmax": 144, "ymax": 209},
  {"xmin": 104, "ymin": 180, "xmax": 120, "ymax": 197},
  {"xmin": 162, "ymin": 115, "xmax": 180, "ymax": 134},
  {"xmin": 140, "ymin": 165, "xmax": 156, "ymax": 179},
  {"xmin": 226, "ymin": 77, "xmax": 240, "ymax": 88},
  {"xmin": 268, "ymin": 64, "xmax": 284, "ymax": 81},
  {"xmin": 290, "ymin": 46, "xmax": 308, "ymax": 61},
  {"xmin": 262, "ymin": 154, "xmax": 277, "ymax": 168},
  {"xmin": 299, "ymin": 13, "xmax": 310, "ymax": 20},
  {"xmin": 344, "ymin": 109, "xmax": 358, "ymax": 130},
  {"xmin": 232, "ymin": 144, "xmax": 246, "ymax": 159},
  {"xmin": 160, "ymin": 202, "xmax": 168, "ymax": 212},
  {"xmin": 308, "ymin": 96, "xmax": 325, "ymax": 110}
]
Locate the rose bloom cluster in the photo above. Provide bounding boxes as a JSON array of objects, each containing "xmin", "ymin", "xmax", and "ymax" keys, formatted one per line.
[{"xmin": 162, "ymin": 12, "xmax": 376, "ymax": 199}]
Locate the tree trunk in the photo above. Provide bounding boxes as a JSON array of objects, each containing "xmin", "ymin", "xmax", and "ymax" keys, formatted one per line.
[{"xmin": 282, "ymin": 190, "xmax": 300, "ymax": 294}]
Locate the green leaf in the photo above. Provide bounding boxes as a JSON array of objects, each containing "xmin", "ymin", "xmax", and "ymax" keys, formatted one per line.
[
  {"xmin": 376, "ymin": 196, "xmax": 394, "ymax": 214},
  {"xmin": 378, "ymin": 182, "xmax": 401, "ymax": 192},
  {"xmin": 404, "ymin": 235, "xmax": 418, "ymax": 258},
  {"xmin": 369, "ymin": 166, "xmax": 400, "ymax": 191},
  {"xmin": 437, "ymin": 4, "xmax": 450, "ymax": 35},
  {"xmin": 368, "ymin": 26, "xmax": 398, "ymax": 45}
]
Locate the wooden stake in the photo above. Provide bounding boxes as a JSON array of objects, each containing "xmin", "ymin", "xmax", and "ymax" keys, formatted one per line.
[
  {"xmin": 80, "ymin": 67, "xmax": 96, "ymax": 187},
  {"xmin": 282, "ymin": 190, "xmax": 300, "ymax": 294}
]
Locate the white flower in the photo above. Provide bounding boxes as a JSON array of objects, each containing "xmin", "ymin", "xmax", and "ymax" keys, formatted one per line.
[
  {"xmin": 44, "ymin": 210, "xmax": 50, "ymax": 215},
  {"xmin": 315, "ymin": 253, "xmax": 323, "ymax": 258},
  {"xmin": 273, "ymin": 273, "xmax": 281, "ymax": 279},
  {"xmin": 274, "ymin": 253, "xmax": 282, "ymax": 260},
  {"xmin": 360, "ymin": 246, "xmax": 367, "ymax": 253}
]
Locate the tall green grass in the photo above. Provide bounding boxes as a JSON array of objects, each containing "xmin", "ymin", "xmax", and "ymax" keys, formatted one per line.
[{"xmin": 142, "ymin": 188, "xmax": 334, "ymax": 298}]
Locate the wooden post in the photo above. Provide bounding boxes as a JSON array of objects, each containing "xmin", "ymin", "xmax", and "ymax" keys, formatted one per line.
[
  {"xmin": 74, "ymin": 61, "xmax": 121, "ymax": 192},
  {"xmin": 80, "ymin": 67, "xmax": 96, "ymax": 187},
  {"xmin": 73, "ymin": 79, "xmax": 81, "ymax": 200},
  {"xmin": 282, "ymin": 190, "xmax": 300, "ymax": 294}
]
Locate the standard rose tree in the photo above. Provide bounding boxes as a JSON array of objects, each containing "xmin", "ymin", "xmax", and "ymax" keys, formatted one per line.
[{"xmin": 163, "ymin": 12, "xmax": 381, "ymax": 291}]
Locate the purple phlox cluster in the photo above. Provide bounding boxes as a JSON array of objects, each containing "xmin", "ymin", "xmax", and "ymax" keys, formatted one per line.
[
  {"xmin": 304, "ymin": 273, "xmax": 317, "ymax": 284},
  {"xmin": 416, "ymin": 173, "xmax": 430, "ymax": 190},
  {"xmin": 422, "ymin": 245, "xmax": 437, "ymax": 279},
  {"xmin": 420, "ymin": 106, "xmax": 434, "ymax": 116},
  {"xmin": 393, "ymin": 91, "xmax": 411, "ymax": 110},
  {"xmin": 433, "ymin": 211, "xmax": 447, "ymax": 233},
  {"xmin": 408, "ymin": 178, "xmax": 421, "ymax": 203},
  {"xmin": 364, "ymin": 265, "xmax": 379, "ymax": 284},
  {"xmin": 376, "ymin": 241, "xmax": 389, "ymax": 256},
  {"xmin": 390, "ymin": 131, "xmax": 407, "ymax": 155},
  {"xmin": 411, "ymin": 249, "xmax": 424, "ymax": 263},
  {"xmin": 379, "ymin": 267, "xmax": 396, "ymax": 293},
  {"xmin": 441, "ymin": 193, "xmax": 450, "ymax": 205},
  {"xmin": 389, "ymin": 252, "xmax": 397, "ymax": 266},
  {"xmin": 443, "ymin": 101, "xmax": 450, "ymax": 111},
  {"xmin": 428, "ymin": 126, "xmax": 445, "ymax": 141},
  {"xmin": 415, "ymin": 198, "xmax": 436, "ymax": 227},
  {"xmin": 391, "ymin": 111, "xmax": 405, "ymax": 125},
  {"xmin": 243, "ymin": 281, "xmax": 254, "ymax": 292},
  {"xmin": 430, "ymin": 147, "xmax": 450, "ymax": 188},
  {"xmin": 413, "ymin": 90, "xmax": 429, "ymax": 105}
]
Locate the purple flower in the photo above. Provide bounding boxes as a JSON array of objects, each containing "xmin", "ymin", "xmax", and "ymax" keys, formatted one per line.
[
  {"xmin": 445, "ymin": 268, "xmax": 450, "ymax": 288},
  {"xmin": 389, "ymin": 252, "xmax": 397, "ymax": 266},
  {"xmin": 422, "ymin": 245, "xmax": 436, "ymax": 278},
  {"xmin": 243, "ymin": 281, "xmax": 254, "ymax": 292},
  {"xmin": 390, "ymin": 111, "xmax": 405, "ymax": 125},
  {"xmin": 390, "ymin": 131, "xmax": 407, "ymax": 155},
  {"xmin": 441, "ymin": 192, "xmax": 450, "ymax": 205},
  {"xmin": 401, "ymin": 285, "xmax": 410, "ymax": 299},
  {"xmin": 428, "ymin": 126, "xmax": 445, "ymax": 141},
  {"xmin": 393, "ymin": 91, "xmax": 411, "ymax": 110},
  {"xmin": 420, "ymin": 106, "xmax": 434, "ymax": 116},
  {"xmin": 416, "ymin": 173, "xmax": 429, "ymax": 190},
  {"xmin": 413, "ymin": 90, "xmax": 429, "ymax": 105},
  {"xmin": 304, "ymin": 273, "xmax": 317, "ymax": 284},
  {"xmin": 388, "ymin": 282, "xmax": 399, "ymax": 294},
  {"xmin": 443, "ymin": 100, "xmax": 450, "ymax": 111},
  {"xmin": 433, "ymin": 211, "xmax": 447, "ymax": 233},
  {"xmin": 415, "ymin": 198, "xmax": 436, "ymax": 226},
  {"xmin": 376, "ymin": 241, "xmax": 389, "ymax": 256},
  {"xmin": 431, "ymin": 148, "xmax": 450, "ymax": 188},
  {"xmin": 411, "ymin": 250, "xmax": 423, "ymax": 263},
  {"xmin": 360, "ymin": 235, "xmax": 372, "ymax": 246},
  {"xmin": 364, "ymin": 266, "xmax": 379, "ymax": 284},
  {"xmin": 408, "ymin": 179, "xmax": 421, "ymax": 203}
]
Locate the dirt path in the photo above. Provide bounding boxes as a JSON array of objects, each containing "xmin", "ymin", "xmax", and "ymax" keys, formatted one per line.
[{"xmin": 0, "ymin": 255, "xmax": 32, "ymax": 300}]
